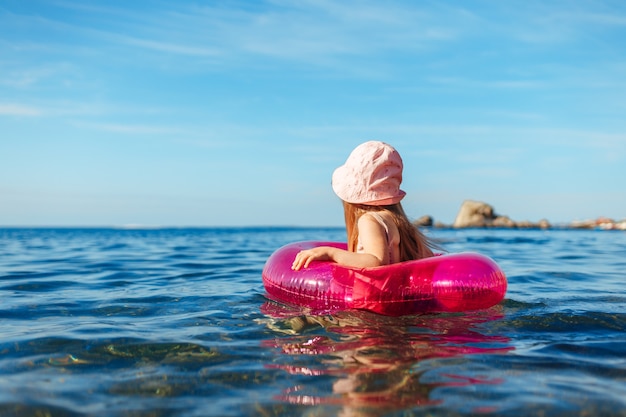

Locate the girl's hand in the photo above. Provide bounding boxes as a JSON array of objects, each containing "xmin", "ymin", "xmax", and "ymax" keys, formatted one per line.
[{"xmin": 291, "ymin": 247, "xmax": 334, "ymax": 271}]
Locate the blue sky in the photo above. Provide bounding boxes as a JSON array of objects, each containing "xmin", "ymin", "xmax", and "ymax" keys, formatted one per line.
[{"xmin": 1, "ymin": 0, "xmax": 625, "ymax": 227}]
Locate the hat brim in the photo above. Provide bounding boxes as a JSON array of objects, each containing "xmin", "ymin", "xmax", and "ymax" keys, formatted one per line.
[{"xmin": 332, "ymin": 165, "xmax": 405, "ymax": 206}]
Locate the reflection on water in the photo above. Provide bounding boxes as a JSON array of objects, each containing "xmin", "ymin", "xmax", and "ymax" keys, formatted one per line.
[
  {"xmin": 260, "ymin": 302, "xmax": 513, "ymax": 415},
  {"xmin": 3, "ymin": 228, "xmax": 623, "ymax": 415}
]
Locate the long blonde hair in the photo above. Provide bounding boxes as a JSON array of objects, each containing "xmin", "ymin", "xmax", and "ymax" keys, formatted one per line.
[{"xmin": 342, "ymin": 201, "xmax": 436, "ymax": 262}]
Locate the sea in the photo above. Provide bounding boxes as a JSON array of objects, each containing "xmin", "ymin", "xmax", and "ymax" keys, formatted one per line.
[{"xmin": 0, "ymin": 227, "xmax": 625, "ymax": 417}]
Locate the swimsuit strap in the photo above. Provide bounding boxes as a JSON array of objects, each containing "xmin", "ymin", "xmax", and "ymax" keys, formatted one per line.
[
  {"xmin": 362, "ymin": 212, "xmax": 395, "ymax": 263},
  {"xmin": 366, "ymin": 212, "xmax": 390, "ymax": 238}
]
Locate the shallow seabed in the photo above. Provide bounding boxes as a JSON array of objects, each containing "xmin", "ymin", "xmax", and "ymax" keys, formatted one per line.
[{"xmin": 0, "ymin": 227, "xmax": 625, "ymax": 417}]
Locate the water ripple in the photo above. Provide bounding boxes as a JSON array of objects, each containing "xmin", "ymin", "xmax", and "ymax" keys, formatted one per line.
[{"xmin": 0, "ymin": 227, "xmax": 625, "ymax": 416}]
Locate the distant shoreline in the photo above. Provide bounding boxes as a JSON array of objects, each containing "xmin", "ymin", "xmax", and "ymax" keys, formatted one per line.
[
  {"xmin": 0, "ymin": 223, "xmax": 624, "ymax": 231},
  {"xmin": 413, "ymin": 200, "xmax": 626, "ymax": 231}
]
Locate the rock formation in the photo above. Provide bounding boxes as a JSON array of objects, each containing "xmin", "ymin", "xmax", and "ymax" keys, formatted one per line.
[
  {"xmin": 570, "ymin": 217, "xmax": 626, "ymax": 230},
  {"xmin": 413, "ymin": 215, "xmax": 433, "ymax": 227},
  {"xmin": 413, "ymin": 200, "xmax": 620, "ymax": 230},
  {"xmin": 452, "ymin": 200, "xmax": 551, "ymax": 229}
]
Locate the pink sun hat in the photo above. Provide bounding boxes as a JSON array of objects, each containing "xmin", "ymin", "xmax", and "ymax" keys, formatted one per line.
[{"xmin": 331, "ymin": 141, "xmax": 406, "ymax": 206}]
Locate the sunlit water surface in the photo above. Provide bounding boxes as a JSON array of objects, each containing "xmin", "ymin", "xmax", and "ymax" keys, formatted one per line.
[{"xmin": 0, "ymin": 227, "xmax": 625, "ymax": 416}]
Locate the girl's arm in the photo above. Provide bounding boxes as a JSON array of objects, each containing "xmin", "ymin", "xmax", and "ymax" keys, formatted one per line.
[{"xmin": 291, "ymin": 214, "xmax": 389, "ymax": 270}]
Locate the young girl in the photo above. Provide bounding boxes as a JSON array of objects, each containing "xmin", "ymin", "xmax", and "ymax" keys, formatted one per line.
[{"xmin": 292, "ymin": 141, "xmax": 436, "ymax": 271}]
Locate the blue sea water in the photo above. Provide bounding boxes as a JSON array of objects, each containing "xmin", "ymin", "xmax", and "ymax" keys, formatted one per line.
[{"xmin": 0, "ymin": 227, "xmax": 625, "ymax": 417}]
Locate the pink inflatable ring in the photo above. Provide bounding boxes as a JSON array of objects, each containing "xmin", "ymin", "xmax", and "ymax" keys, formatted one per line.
[{"xmin": 262, "ymin": 241, "xmax": 507, "ymax": 316}]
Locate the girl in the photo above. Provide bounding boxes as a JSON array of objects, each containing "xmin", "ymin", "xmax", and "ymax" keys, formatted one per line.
[{"xmin": 292, "ymin": 141, "xmax": 436, "ymax": 271}]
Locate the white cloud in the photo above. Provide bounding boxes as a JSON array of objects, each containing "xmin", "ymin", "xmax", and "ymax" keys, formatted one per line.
[
  {"xmin": 111, "ymin": 35, "xmax": 221, "ymax": 57},
  {"xmin": 0, "ymin": 103, "xmax": 41, "ymax": 116},
  {"xmin": 28, "ymin": 0, "xmax": 463, "ymax": 74},
  {"xmin": 427, "ymin": 76, "xmax": 547, "ymax": 90},
  {"xmin": 70, "ymin": 121, "xmax": 185, "ymax": 135}
]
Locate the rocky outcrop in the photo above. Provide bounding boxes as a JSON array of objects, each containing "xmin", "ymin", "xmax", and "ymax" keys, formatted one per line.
[
  {"xmin": 413, "ymin": 215, "xmax": 433, "ymax": 227},
  {"xmin": 452, "ymin": 200, "xmax": 551, "ymax": 229},
  {"xmin": 517, "ymin": 219, "xmax": 552, "ymax": 229},
  {"xmin": 413, "ymin": 200, "xmax": 621, "ymax": 230},
  {"xmin": 452, "ymin": 200, "xmax": 496, "ymax": 228},
  {"xmin": 570, "ymin": 217, "xmax": 626, "ymax": 230}
]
